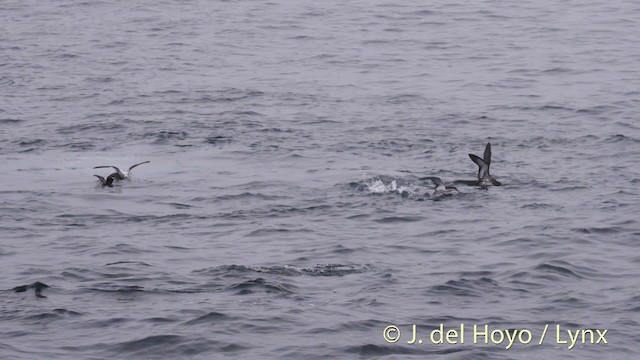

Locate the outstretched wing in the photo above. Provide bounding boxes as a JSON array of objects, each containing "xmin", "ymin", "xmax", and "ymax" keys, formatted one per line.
[
  {"xmin": 483, "ymin": 143, "xmax": 492, "ymax": 166},
  {"xmin": 128, "ymin": 161, "xmax": 150, "ymax": 173},
  {"xmin": 419, "ymin": 176, "xmax": 444, "ymax": 186},
  {"xmin": 94, "ymin": 165, "xmax": 121, "ymax": 173},
  {"xmin": 427, "ymin": 177, "xmax": 444, "ymax": 186},
  {"xmin": 468, "ymin": 154, "xmax": 488, "ymax": 180}
]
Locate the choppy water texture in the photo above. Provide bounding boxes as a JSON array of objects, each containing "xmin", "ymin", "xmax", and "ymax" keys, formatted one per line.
[{"xmin": 1, "ymin": 1, "xmax": 639, "ymax": 359}]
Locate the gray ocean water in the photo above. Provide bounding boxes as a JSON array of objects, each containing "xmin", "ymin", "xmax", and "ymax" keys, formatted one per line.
[{"xmin": 1, "ymin": 1, "xmax": 639, "ymax": 359}]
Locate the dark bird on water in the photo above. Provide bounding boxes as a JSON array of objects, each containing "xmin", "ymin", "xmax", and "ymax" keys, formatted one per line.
[
  {"xmin": 94, "ymin": 173, "xmax": 116, "ymax": 187},
  {"xmin": 425, "ymin": 176, "xmax": 459, "ymax": 194},
  {"xmin": 13, "ymin": 281, "xmax": 49, "ymax": 298},
  {"xmin": 455, "ymin": 143, "xmax": 502, "ymax": 186}
]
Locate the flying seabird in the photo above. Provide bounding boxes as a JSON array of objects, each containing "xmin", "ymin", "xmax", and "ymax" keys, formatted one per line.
[{"xmin": 93, "ymin": 161, "xmax": 150, "ymax": 180}]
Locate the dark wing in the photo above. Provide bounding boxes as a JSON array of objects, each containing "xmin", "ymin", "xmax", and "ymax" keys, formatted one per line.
[
  {"xmin": 419, "ymin": 176, "xmax": 444, "ymax": 186},
  {"xmin": 468, "ymin": 154, "xmax": 488, "ymax": 179},
  {"xmin": 428, "ymin": 177, "xmax": 444, "ymax": 186},
  {"xmin": 483, "ymin": 143, "xmax": 492, "ymax": 165},
  {"xmin": 468, "ymin": 154, "xmax": 485, "ymax": 167},
  {"xmin": 128, "ymin": 161, "xmax": 150, "ymax": 172},
  {"xmin": 93, "ymin": 175, "xmax": 106, "ymax": 184},
  {"xmin": 105, "ymin": 174, "xmax": 116, "ymax": 185}
]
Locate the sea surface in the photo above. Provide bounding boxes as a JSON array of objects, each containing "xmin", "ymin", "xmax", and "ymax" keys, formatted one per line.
[{"xmin": 1, "ymin": 1, "xmax": 639, "ymax": 359}]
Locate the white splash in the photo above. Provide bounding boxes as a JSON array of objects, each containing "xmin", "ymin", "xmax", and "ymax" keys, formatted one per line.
[{"xmin": 364, "ymin": 178, "xmax": 418, "ymax": 196}]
